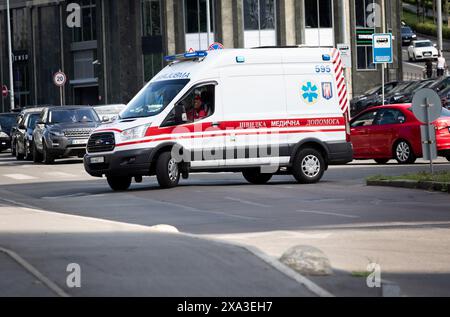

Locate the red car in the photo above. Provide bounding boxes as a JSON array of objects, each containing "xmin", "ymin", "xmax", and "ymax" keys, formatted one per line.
[{"xmin": 350, "ymin": 104, "xmax": 450, "ymax": 164}]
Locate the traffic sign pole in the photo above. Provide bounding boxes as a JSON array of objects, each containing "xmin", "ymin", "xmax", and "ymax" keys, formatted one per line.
[{"xmin": 424, "ymin": 98, "xmax": 434, "ymax": 173}]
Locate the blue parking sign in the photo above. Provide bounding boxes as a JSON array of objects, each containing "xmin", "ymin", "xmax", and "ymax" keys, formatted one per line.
[{"xmin": 372, "ymin": 33, "xmax": 393, "ymax": 64}]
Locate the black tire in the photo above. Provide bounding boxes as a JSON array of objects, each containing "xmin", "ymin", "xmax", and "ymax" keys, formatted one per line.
[
  {"xmin": 374, "ymin": 159, "xmax": 390, "ymax": 165},
  {"xmin": 446, "ymin": 155, "xmax": 450, "ymax": 162},
  {"xmin": 11, "ymin": 141, "xmax": 16, "ymax": 157},
  {"xmin": 24, "ymin": 142, "xmax": 32, "ymax": 161},
  {"xmin": 107, "ymin": 176, "xmax": 132, "ymax": 191},
  {"xmin": 394, "ymin": 140, "xmax": 416, "ymax": 164},
  {"xmin": 32, "ymin": 143, "xmax": 43, "ymax": 163},
  {"xmin": 15, "ymin": 142, "xmax": 24, "ymax": 160},
  {"xmin": 292, "ymin": 148, "xmax": 325, "ymax": 184},
  {"xmin": 42, "ymin": 142, "xmax": 55, "ymax": 165},
  {"xmin": 156, "ymin": 151, "xmax": 180, "ymax": 189},
  {"xmin": 242, "ymin": 169, "xmax": 273, "ymax": 185}
]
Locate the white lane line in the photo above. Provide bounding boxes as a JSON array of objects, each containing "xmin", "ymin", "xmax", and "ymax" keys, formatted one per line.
[
  {"xmin": 224, "ymin": 197, "xmax": 271, "ymax": 208},
  {"xmin": 296, "ymin": 209, "xmax": 359, "ymax": 219},
  {"xmin": 0, "ymin": 246, "xmax": 70, "ymax": 297},
  {"xmin": 41, "ymin": 193, "xmax": 89, "ymax": 200},
  {"xmin": 45, "ymin": 172, "xmax": 77, "ymax": 178},
  {"xmin": 3, "ymin": 174, "xmax": 37, "ymax": 180}
]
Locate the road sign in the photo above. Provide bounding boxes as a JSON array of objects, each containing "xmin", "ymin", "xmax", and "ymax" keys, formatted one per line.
[
  {"xmin": 412, "ymin": 88, "xmax": 442, "ymax": 124},
  {"xmin": 412, "ymin": 88, "xmax": 443, "ymax": 173},
  {"xmin": 337, "ymin": 43, "xmax": 352, "ymax": 68},
  {"xmin": 209, "ymin": 42, "xmax": 224, "ymax": 51},
  {"xmin": 53, "ymin": 71, "xmax": 67, "ymax": 87},
  {"xmin": 372, "ymin": 33, "xmax": 393, "ymax": 64},
  {"xmin": 2, "ymin": 85, "xmax": 8, "ymax": 98}
]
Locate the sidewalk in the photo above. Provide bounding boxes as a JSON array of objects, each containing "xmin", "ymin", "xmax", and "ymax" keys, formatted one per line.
[{"xmin": 0, "ymin": 202, "xmax": 318, "ymax": 297}]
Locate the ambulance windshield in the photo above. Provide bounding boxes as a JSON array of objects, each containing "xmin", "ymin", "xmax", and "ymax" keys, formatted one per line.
[{"xmin": 121, "ymin": 79, "xmax": 190, "ymax": 119}]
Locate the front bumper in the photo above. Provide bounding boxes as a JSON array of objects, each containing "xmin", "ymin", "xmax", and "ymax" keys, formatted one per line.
[
  {"xmin": 84, "ymin": 148, "xmax": 153, "ymax": 177},
  {"xmin": 326, "ymin": 142, "xmax": 353, "ymax": 165},
  {"xmin": 46, "ymin": 136, "xmax": 89, "ymax": 157}
]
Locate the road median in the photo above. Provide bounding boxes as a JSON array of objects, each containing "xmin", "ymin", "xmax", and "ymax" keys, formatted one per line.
[{"xmin": 367, "ymin": 171, "xmax": 450, "ymax": 193}]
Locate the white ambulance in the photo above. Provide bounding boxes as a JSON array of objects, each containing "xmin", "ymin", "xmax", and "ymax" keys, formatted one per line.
[{"xmin": 84, "ymin": 47, "xmax": 353, "ymax": 190}]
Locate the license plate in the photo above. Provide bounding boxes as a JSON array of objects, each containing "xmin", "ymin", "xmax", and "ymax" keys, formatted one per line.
[
  {"xmin": 72, "ymin": 139, "xmax": 88, "ymax": 145},
  {"xmin": 424, "ymin": 52, "xmax": 431, "ymax": 56},
  {"xmin": 90, "ymin": 157, "xmax": 105, "ymax": 164}
]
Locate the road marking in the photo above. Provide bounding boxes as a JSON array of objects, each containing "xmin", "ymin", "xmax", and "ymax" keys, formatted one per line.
[
  {"xmin": 224, "ymin": 197, "xmax": 271, "ymax": 208},
  {"xmin": 3, "ymin": 174, "xmax": 37, "ymax": 180},
  {"xmin": 45, "ymin": 172, "xmax": 77, "ymax": 178},
  {"xmin": 0, "ymin": 246, "xmax": 70, "ymax": 297},
  {"xmin": 41, "ymin": 193, "xmax": 89, "ymax": 200},
  {"xmin": 296, "ymin": 209, "xmax": 359, "ymax": 219}
]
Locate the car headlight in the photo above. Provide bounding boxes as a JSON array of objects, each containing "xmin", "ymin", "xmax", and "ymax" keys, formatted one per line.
[
  {"xmin": 120, "ymin": 124, "xmax": 150, "ymax": 142},
  {"xmin": 412, "ymin": 35, "xmax": 417, "ymax": 38},
  {"xmin": 0, "ymin": 132, "xmax": 8, "ymax": 138},
  {"xmin": 50, "ymin": 130, "xmax": 65, "ymax": 137}
]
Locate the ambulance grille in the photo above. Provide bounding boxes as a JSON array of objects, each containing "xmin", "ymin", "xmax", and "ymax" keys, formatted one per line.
[{"xmin": 87, "ymin": 133, "xmax": 115, "ymax": 153}]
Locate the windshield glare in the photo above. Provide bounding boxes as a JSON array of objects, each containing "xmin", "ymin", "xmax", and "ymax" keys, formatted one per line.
[
  {"xmin": 49, "ymin": 109, "xmax": 99, "ymax": 124},
  {"xmin": 121, "ymin": 79, "xmax": 190, "ymax": 119},
  {"xmin": 415, "ymin": 41, "xmax": 432, "ymax": 48},
  {"xmin": 28, "ymin": 114, "xmax": 40, "ymax": 129},
  {"xmin": 0, "ymin": 115, "xmax": 17, "ymax": 133}
]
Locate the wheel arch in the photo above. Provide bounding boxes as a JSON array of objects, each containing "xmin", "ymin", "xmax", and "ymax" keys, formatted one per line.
[{"xmin": 289, "ymin": 138, "xmax": 330, "ymax": 168}]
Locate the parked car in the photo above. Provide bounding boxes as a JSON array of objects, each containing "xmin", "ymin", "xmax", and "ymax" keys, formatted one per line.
[
  {"xmin": 401, "ymin": 26, "xmax": 417, "ymax": 46},
  {"xmin": 32, "ymin": 106, "xmax": 101, "ymax": 164},
  {"xmin": 383, "ymin": 79, "xmax": 435, "ymax": 105},
  {"xmin": 408, "ymin": 40, "xmax": 439, "ymax": 62},
  {"xmin": 350, "ymin": 104, "xmax": 450, "ymax": 164},
  {"xmin": 93, "ymin": 104, "xmax": 126, "ymax": 123},
  {"xmin": 439, "ymin": 86, "xmax": 450, "ymax": 109},
  {"xmin": 0, "ymin": 113, "xmax": 19, "ymax": 152},
  {"xmin": 350, "ymin": 81, "xmax": 401, "ymax": 117},
  {"xmin": 12, "ymin": 108, "xmax": 44, "ymax": 160}
]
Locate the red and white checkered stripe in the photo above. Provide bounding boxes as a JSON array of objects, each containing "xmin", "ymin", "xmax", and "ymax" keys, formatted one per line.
[{"xmin": 332, "ymin": 48, "xmax": 349, "ymax": 115}]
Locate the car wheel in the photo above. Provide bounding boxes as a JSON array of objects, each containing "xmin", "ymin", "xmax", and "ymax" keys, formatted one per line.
[
  {"xmin": 42, "ymin": 142, "xmax": 54, "ymax": 165},
  {"xmin": 32, "ymin": 143, "xmax": 43, "ymax": 163},
  {"xmin": 11, "ymin": 141, "xmax": 16, "ymax": 157},
  {"xmin": 374, "ymin": 159, "xmax": 390, "ymax": 165},
  {"xmin": 15, "ymin": 143, "xmax": 24, "ymax": 160},
  {"xmin": 107, "ymin": 176, "xmax": 132, "ymax": 191},
  {"xmin": 446, "ymin": 155, "xmax": 450, "ymax": 162},
  {"xmin": 394, "ymin": 140, "xmax": 416, "ymax": 164},
  {"xmin": 156, "ymin": 151, "xmax": 180, "ymax": 189},
  {"xmin": 242, "ymin": 169, "xmax": 273, "ymax": 185},
  {"xmin": 24, "ymin": 143, "xmax": 32, "ymax": 161},
  {"xmin": 408, "ymin": 53, "xmax": 413, "ymax": 62},
  {"xmin": 292, "ymin": 148, "xmax": 325, "ymax": 184}
]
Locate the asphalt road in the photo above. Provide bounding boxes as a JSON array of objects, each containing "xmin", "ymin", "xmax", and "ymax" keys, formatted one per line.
[{"xmin": 1, "ymin": 151, "xmax": 450, "ymax": 296}]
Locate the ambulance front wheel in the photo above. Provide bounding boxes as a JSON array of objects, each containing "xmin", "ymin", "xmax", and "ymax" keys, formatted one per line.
[
  {"xmin": 156, "ymin": 151, "xmax": 181, "ymax": 189},
  {"xmin": 292, "ymin": 148, "xmax": 325, "ymax": 184},
  {"xmin": 107, "ymin": 175, "xmax": 132, "ymax": 191},
  {"xmin": 242, "ymin": 169, "xmax": 273, "ymax": 185}
]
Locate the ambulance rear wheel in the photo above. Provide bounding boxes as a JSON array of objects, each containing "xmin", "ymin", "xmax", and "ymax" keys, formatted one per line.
[
  {"xmin": 156, "ymin": 151, "xmax": 180, "ymax": 189},
  {"xmin": 242, "ymin": 169, "xmax": 273, "ymax": 185},
  {"xmin": 107, "ymin": 176, "xmax": 132, "ymax": 191},
  {"xmin": 292, "ymin": 148, "xmax": 325, "ymax": 184}
]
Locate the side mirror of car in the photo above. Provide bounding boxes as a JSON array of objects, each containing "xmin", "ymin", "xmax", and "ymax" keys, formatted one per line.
[{"xmin": 101, "ymin": 116, "xmax": 110, "ymax": 123}]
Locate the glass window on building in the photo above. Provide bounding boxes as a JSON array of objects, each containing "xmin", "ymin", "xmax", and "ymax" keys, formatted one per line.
[
  {"xmin": 142, "ymin": 0, "xmax": 164, "ymax": 82},
  {"xmin": 72, "ymin": 0, "xmax": 97, "ymax": 43},
  {"xmin": 355, "ymin": 0, "xmax": 376, "ymax": 70},
  {"xmin": 243, "ymin": 0, "xmax": 276, "ymax": 48},
  {"xmin": 184, "ymin": 0, "xmax": 216, "ymax": 51},
  {"xmin": 304, "ymin": 0, "xmax": 333, "ymax": 46}
]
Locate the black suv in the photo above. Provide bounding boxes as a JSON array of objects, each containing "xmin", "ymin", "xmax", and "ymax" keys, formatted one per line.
[
  {"xmin": 32, "ymin": 106, "xmax": 101, "ymax": 164},
  {"xmin": 12, "ymin": 108, "xmax": 44, "ymax": 160},
  {"xmin": 0, "ymin": 113, "xmax": 19, "ymax": 152}
]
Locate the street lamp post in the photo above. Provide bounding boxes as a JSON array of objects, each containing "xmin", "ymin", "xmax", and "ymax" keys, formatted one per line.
[
  {"xmin": 6, "ymin": 0, "xmax": 15, "ymax": 110},
  {"xmin": 437, "ymin": 0, "xmax": 443, "ymax": 53}
]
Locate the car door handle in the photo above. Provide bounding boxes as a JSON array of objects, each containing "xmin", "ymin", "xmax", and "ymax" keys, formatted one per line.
[{"xmin": 211, "ymin": 122, "xmax": 221, "ymax": 128}]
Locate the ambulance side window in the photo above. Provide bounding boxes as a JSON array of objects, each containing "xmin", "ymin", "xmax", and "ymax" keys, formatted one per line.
[{"xmin": 162, "ymin": 84, "xmax": 215, "ymax": 127}]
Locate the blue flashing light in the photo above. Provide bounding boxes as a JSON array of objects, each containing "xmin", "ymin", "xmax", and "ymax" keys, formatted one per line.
[
  {"xmin": 164, "ymin": 51, "xmax": 208, "ymax": 62},
  {"xmin": 236, "ymin": 56, "xmax": 245, "ymax": 63},
  {"xmin": 322, "ymin": 54, "xmax": 331, "ymax": 61}
]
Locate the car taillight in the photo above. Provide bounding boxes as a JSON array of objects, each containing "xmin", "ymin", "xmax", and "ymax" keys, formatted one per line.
[
  {"xmin": 435, "ymin": 120, "xmax": 449, "ymax": 133},
  {"xmin": 345, "ymin": 113, "xmax": 351, "ymax": 142}
]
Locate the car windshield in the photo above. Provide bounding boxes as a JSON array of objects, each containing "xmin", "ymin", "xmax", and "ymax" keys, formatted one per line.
[
  {"xmin": 404, "ymin": 81, "xmax": 432, "ymax": 93},
  {"xmin": 415, "ymin": 41, "xmax": 433, "ymax": 48},
  {"xmin": 121, "ymin": 79, "xmax": 190, "ymax": 119},
  {"xmin": 388, "ymin": 81, "xmax": 414, "ymax": 95},
  {"xmin": 49, "ymin": 109, "xmax": 99, "ymax": 124},
  {"xmin": 442, "ymin": 108, "xmax": 450, "ymax": 117},
  {"xmin": 402, "ymin": 27, "xmax": 413, "ymax": 34},
  {"xmin": 365, "ymin": 86, "xmax": 381, "ymax": 95},
  {"xmin": 28, "ymin": 113, "xmax": 40, "ymax": 129},
  {"xmin": 0, "ymin": 115, "xmax": 17, "ymax": 133}
]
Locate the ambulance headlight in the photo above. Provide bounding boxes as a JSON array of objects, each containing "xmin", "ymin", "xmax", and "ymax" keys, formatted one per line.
[{"xmin": 120, "ymin": 124, "xmax": 150, "ymax": 142}]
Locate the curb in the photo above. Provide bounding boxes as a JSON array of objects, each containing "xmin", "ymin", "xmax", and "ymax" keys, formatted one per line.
[{"xmin": 367, "ymin": 179, "xmax": 450, "ymax": 193}]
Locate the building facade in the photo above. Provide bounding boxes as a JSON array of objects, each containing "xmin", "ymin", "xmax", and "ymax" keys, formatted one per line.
[{"xmin": 0, "ymin": 0, "xmax": 402, "ymax": 112}]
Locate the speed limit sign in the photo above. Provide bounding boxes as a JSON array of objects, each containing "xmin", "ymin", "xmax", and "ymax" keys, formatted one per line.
[{"xmin": 53, "ymin": 71, "xmax": 67, "ymax": 87}]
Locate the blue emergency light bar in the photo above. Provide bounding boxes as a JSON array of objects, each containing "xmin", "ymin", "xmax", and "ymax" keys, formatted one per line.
[{"xmin": 165, "ymin": 51, "xmax": 208, "ymax": 62}]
